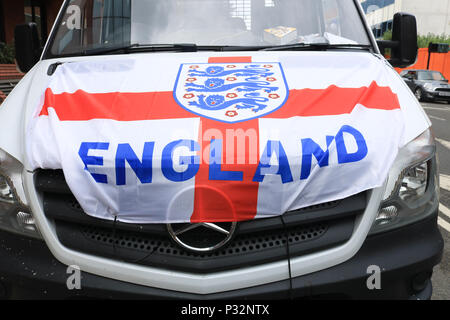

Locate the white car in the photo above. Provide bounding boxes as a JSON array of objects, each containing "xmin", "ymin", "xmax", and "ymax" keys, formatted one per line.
[{"xmin": 0, "ymin": 0, "xmax": 443, "ymax": 299}]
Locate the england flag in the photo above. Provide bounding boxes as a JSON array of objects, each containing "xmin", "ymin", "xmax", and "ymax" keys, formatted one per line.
[{"xmin": 26, "ymin": 53, "xmax": 430, "ymax": 224}]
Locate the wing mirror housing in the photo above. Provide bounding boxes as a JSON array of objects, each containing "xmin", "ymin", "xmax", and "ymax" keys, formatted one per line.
[
  {"xmin": 377, "ymin": 13, "xmax": 418, "ymax": 68},
  {"xmin": 14, "ymin": 23, "xmax": 42, "ymax": 73}
]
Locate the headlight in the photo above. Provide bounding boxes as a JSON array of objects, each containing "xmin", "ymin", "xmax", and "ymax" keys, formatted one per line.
[
  {"xmin": 0, "ymin": 149, "xmax": 41, "ymax": 239},
  {"xmin": 370, "ymin": 128, "xmax": 439, "ymax": 234},
  {"xmin": 423, "ymin": 83, "xmax": 435, "ymax": 91}
]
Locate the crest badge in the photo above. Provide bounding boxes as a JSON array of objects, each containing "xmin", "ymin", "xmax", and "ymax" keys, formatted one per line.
[{"xmin": 174, "ymin": 62, "xmax": 289, "ymax": 123}]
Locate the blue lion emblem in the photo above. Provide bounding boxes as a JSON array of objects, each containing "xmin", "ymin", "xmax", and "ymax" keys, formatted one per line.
[
  {"xmin": 186, "ymin": 78, "xmax": 278, "ymax": 93},
  {"xmin": 189, "ymin": 65, "xmax": 274, "ymax": 78},
  {"xmin": 174, "ymin": 62, "xmax": 288, "ymax": 123},
  {"xmin": 189, "ymin": 94, "xmax": 269, "ymax": 112}
]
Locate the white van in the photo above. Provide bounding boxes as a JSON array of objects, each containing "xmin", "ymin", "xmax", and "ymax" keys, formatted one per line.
[{"xmin": 0, "ymin": 0, "xmax": 443, "ymax": 299}]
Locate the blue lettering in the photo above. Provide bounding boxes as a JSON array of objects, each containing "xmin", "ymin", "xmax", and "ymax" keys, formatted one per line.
[
  {"xmin": 253, "ymin": 140, "xmax": 293, "ymax": 184},
  {"xmin": 335, "ymin": 125, "xmax": 368, "ymax": 164},
  {"xmin": 300, "ymin": 136, "xmax": 334, "ymax": 180},
  {"xmin": 77, "ymin": 126, "xmax": 368, "ymax": 186},
  {"xmin": 209, "ymin": 139, "xmax": 243, "ymax": 181},
  {"xmin": 78, "ymin": 142, "xmax": 109, "ymax": 184},
  {"xmin": 115, "ymin": 142, "xmax": 154, "ymax": 186},
  {"xmin": 162, "ymin": 140, "xmax": 200, "ymax": 182}
]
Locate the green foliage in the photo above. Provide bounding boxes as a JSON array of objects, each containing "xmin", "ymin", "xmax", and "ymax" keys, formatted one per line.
[
  {"xmin": 417, "ymin": 34, "xmax": 450, "ymax": 48},
  {"xmin": 382, "ymin": 30, "xmax": 392, "ymax": 41},
  {"xmin": 382, "ymin": 31, "xmax": 450, "ymax": 49},
  {"xmin": 0, "ymin": 43, "xmax": 15, "ymax": 64}
]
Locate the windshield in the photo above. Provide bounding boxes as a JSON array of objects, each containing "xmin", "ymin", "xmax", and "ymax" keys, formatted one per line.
[
  {"xmin": 47, "ymin": 0, "xmax": 370, "ymax": 57},
  {"xmin": 418, "ymin": 71, "xmax": 446, "ymax": 81}
]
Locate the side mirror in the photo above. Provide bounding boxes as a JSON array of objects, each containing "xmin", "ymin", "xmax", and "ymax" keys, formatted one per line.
[
  {"xmin": 377, "ymin": 13, "xmax": 418, "ymax": 68},
  {"xmin": 14, "ymin": 23, "xmax": 42, "ymax": 73}
]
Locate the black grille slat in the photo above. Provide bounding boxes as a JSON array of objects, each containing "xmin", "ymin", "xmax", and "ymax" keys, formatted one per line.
[
  {"xmin": 54, "ymin": 217, "xmax": 354, "ymax": 273},
  {"xmin": 36, "ymin": 169, "xmax": 364, "ymax": 273}
]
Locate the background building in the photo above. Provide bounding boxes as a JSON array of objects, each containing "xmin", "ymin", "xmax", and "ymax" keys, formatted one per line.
[
  {"xmin": 0, "ymin": 0, "xmax": 63, "ymax": 45},
  {"xmin": 360, "ymin": 0, "xmax": 450, "ymax": 38},
  {"xmin": 0, "ymin": 0, "xmax": 63, "ymax": 102}
]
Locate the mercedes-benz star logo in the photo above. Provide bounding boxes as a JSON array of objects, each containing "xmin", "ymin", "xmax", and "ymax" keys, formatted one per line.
[{"xmin": 167, "ymin": 222, "xmax": 237, "ymax": 253}]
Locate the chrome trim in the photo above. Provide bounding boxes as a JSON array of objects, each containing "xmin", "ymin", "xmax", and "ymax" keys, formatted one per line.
[{"xmin": 167, "ymin": 222, "xmax": 237, "ymax": 253}]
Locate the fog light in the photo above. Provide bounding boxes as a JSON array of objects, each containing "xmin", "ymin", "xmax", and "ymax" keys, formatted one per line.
[
  {"xmin": 16, "ymin": 212, "xmax": 37, "ymax": 232},
  {"xmin": 376, "ymin": 205, "xmax": 398, "ymax": 225}
]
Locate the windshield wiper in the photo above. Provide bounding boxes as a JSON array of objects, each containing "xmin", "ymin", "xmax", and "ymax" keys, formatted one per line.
[
  {"xmin": 80, "ymin": 43, "xmax": 250, "ymax": 56},
  {"xmin": 77, "ymin": 42, "xmax": 372, "ymax": 56},
  {"xmin": 81, "ymin": 43, "xmax": 203, "ymax": 56},
  {"xmin": 260, "ymin": 43, "xmax": 372, "ymax": 51},
  {"xmin": 218, "ymin": 43, "xmax": 372, "ymax": 52}
]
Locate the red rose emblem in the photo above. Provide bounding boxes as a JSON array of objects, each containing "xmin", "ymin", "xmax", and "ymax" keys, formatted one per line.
[{"xmin": 225, "ymin": 110, "xmax": 238, "ymax": 117}]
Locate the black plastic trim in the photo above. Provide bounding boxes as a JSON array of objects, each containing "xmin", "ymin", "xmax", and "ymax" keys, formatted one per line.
[{"xmin": 0, "ymin": 211, "xmax": 442, "ymax": 299}]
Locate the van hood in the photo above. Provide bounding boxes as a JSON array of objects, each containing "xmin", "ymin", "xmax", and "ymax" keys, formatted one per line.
[{"xmin": 1, "ymin": 51, "xmax": 430, "ymax": 224}]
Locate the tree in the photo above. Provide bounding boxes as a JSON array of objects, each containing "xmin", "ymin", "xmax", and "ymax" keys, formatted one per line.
[{"xmin": 0, "ymin": 43, "xmax": 15, "ymax": 64}]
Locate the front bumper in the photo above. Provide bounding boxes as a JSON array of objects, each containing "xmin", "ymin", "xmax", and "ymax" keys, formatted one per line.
[
  {"xmin": 0, "ymin": 212, "xmax": 443, "ymax": 300},
  {"xmin": 424, "ymin": 90, "xmax": 450, "ymax": 101}
]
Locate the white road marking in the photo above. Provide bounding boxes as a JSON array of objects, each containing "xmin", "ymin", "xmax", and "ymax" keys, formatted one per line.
[
  {"xmin": 439, "ymin": 204, "xmax": 450, "ymax": 231},
  {"xmin": 440, "ymin": 203, "xmax": 450, "ymax": 219},
  {"xmin": 441, "ymin": 174, "xmax": 450, "ymax": 191},
  {"xmin": 429, "ymin": 115, "xmax": 446, "ymax": 121},
  {"xmin": 423, "ymin": 106, "xmax": 450, "ymax": 111},
  {"xmin": 436, "ymin": 138, "xmax": 450, "ymax": 150},
  {"xmin": 438, "ymin": 217, "xmax": 450, "ymax": 232}
]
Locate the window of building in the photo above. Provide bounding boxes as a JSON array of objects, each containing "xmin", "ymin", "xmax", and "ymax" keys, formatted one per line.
[
  {"xmin": 371, "ymin": 19, "xmax": 392, "ymax": 39},
  {"xmin": 92, "ymin": 0, "xmax": 132, "ymax": 45},
  {"xmin": 361, "ymin": 0, "xmax": 395, "ymax": 14},
  {"xmin": 229, "ymin": 0, "xmax": 252, "ymax": 30},
  {"xmin": 24, "ymin": 0, "xmax": 48, "ymax": 45}
]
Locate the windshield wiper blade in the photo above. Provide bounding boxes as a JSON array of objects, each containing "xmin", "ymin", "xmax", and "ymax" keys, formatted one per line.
[
  {"xmin": 260, "ymin": 43, "xmax": 372, "ymax": 51},
  {"xmin": 82, "ymin": 43, "xmax": 200, "ymax": 56},
  {"xmin": 79, "ymin": 42, "xmax": 372, "ymax": 56}
]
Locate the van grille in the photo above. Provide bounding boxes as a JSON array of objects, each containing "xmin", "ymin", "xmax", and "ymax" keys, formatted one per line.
[{"xmin": 35, "ymin": 169, "xmax": 366, "ymax": 273}]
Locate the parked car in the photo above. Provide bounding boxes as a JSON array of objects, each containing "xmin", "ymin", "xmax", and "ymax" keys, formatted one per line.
[
  {"xmin": 400, "ymin": 69, "xmax": 450, "ymax": 102},
  {"xmin": 0, "ymin": 0, "xmax": 443, "ymax": 300}
]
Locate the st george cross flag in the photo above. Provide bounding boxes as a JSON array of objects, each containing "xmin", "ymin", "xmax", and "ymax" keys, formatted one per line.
[{"xmin": 26, "ymin": 53, "xmax": 430, "ymax": 224}]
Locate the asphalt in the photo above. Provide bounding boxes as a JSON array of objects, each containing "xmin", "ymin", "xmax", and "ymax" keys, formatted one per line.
[{"xmin": 420, "ymin": 101, "xmax": 450, "ymax": 300}]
